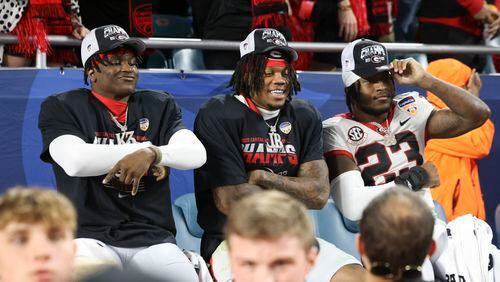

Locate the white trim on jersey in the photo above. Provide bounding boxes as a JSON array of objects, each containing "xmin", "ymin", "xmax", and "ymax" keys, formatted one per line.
[{"xmin": 157, "ymin": 129, "xmax": 206, "ymax": 169}]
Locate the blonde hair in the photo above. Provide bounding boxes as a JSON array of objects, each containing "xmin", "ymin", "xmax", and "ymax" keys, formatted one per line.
[
  {"xmin": 225, "ymin": 190, "xmax": 315, "ymax": 251},
  {"xmin": 0, "ymin": 187, "xmax": 77, "ymax": 233}
]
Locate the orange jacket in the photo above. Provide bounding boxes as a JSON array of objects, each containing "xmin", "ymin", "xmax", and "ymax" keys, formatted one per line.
[{"xmin": 425, "ymin": 59, "xmax": 495, "ymax": 221}]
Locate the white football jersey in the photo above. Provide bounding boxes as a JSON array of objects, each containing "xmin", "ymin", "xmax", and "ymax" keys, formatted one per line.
[{"xmin": 323, "ymin": 91, "xmax": 436, "ymax": 206}]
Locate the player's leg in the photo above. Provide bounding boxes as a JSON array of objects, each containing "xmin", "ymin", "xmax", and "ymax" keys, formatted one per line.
[
  {"xmin": 129, "ymin": 243, "xmax": 198, "ymax": 281},
  {"xmin": 74, "ymin": 238, "xmax": 123, "ymax": 280}
]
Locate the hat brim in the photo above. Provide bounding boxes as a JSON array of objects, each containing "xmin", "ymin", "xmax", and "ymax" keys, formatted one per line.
[
  {"xmin": 261, "ymin": 46, "xmax": 298, "ymax": 62},
  {"xmin": 352, "ymin": 65, "xmax": 391, "ymax": 78},
  {"xmin": 104, "ymin": 38, "xmax": 146, "ymax": 56}
]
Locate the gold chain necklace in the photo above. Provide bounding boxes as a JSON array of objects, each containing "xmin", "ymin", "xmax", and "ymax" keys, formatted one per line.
[
  {"xmin": 108, "ymin": 108, "xmax": 128, "ymax": 132},
  {"xmin": 264, "ymin": 112, "xmax": 281, "ymax": 133}
]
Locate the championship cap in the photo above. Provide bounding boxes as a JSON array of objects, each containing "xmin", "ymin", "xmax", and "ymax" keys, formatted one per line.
[
  {"xmin": 81, "ymin": 25, "xmax": 146, "ymax": 67},
  {"xmin": 239, "ymin": 28, "xmax": 298, "ymax": 61},
  {"xmin": 341, "ymin": 38, "xmax": 391, "ymax": 87}
]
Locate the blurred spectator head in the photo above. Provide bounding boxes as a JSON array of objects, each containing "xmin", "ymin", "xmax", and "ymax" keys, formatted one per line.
[
  {"xmin": 225, "ymin": 190, "xmax": 318, "ymax": 282},
  {"xmin": 0, "ymin": 187, "xmax": 77, "ymax": 282},
  {"xmin": 357, "ymin": 188, "xmax": 435, "ymax": 280}
]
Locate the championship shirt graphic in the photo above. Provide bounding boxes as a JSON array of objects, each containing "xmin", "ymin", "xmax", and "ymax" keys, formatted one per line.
[
  {"xmin": 241, "ymin": 133, "xmax": 298, "ymax": 175},
  {"xmin": 93, "ymin": 130, "xmax": 147, "ymax": 145}
]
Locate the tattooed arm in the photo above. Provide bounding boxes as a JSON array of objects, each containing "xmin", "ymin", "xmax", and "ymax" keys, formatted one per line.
[
  {"xmin": 391, "ymin": 58, "xmax": 491, "ymax": 138},
  {"xmin": 213, "ymin": 184, "xmax": 263, "ymax": 215},
  {"xmin": 248, "ymin": 159, "xmax": 330, "ymax": 210},
  {"xmin": 212, "ymin": 159, "xmax": 329, "ymax": 214}
]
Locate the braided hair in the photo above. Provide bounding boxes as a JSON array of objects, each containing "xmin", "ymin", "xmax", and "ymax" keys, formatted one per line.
[
  {"xmin": 344, "ymin": 81, "xmax": 361, "ymax": 113},
  {"xmin": 83, "ymin": 48, "xmax": 143, "ymax": 85},
  {"xmin": 229, "ymin": 53, "xmax": 300, "ymax": 99}
]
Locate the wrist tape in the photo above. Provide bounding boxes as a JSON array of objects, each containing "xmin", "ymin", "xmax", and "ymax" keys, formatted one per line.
[
  {"xmin": 148, "ymin": 146, "xmax": 162, "ymax": 165},
  {"xmin": 394, "ymin": 166, "xmax": 429, "ymax": 191}
]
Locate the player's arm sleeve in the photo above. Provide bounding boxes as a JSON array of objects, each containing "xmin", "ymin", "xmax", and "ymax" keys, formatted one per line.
[
  {"xmin": 157, "ymin": 129, "xmax": 206, "ymax": 169},
  {"xmin": 39, "ymin": 95, "xmax": 88, "ymax": 162},
  {"xmin": 332, "ymin": 170, "xmax": 400, "ymax": 221},
  {"xmin": 154, "ymin": 94, "xmax": 206, "ymax": 169},
  {"xmin": 49, "ymin": 135, "xmax": 152, "ymax": 177},
  {"xmin": 194, "ymin": 105, "xmax": 248, "ymax": 188}
]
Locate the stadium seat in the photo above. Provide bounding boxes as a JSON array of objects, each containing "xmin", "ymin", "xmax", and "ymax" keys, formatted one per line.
[
  {"xmin": 172, "ymin": 193, "xmax": 203, "ymax": 253},
  {"xmin": 433, "ymin": 200, "xmax": 448, "ymax": 223},
  {"xmin": 152, "ymin": 14, "xmax": 205, "ymax": 70},
  {"xmin": 308, "ymin": 199, "xmax": 360, "ymax": 260}
]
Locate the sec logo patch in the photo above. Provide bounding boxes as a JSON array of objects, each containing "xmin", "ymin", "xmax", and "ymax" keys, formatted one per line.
[{"xmin": 347, "ymin": 126, "xmax": 367, "ymax": 145}]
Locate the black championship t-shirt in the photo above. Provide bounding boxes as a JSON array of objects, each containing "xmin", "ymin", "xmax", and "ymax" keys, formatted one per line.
[
  {"xmin": 194, "ymin": 94, "xmax": 323, "ymax": 259},
  {"xmin": 39, "ymin": 89, "xmax": 185, "ymax": 247}
]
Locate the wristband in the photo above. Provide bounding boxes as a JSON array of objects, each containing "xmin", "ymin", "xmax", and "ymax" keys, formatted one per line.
[
  {"xmin": 394, "ymin": 166, "xmax": 429, "ymax": 191},
  {"xmin": 148, "ymin": 146, "xmax": 162, "ymax": 165}
]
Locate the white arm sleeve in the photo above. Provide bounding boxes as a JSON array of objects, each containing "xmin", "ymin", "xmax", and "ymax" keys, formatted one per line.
[
  {"xmin": 49, "ymin": 135, "xmax": 152, "ymax": 177},
  {"xmin": 331, "ymin": 170, "xmax": 399, "ymax": 221},
  {"xmin": 157, "ymin": 129, "xmax": 207, "ymax": 170}
]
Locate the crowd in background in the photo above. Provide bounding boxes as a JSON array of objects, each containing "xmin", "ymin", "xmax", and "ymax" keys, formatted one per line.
[{"xmin": 1, "ymin": 0, "xmax": 500, "ymax": 72}]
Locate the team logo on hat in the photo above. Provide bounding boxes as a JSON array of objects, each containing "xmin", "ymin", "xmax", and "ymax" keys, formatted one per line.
[
  {"xmin": 347, "ymin": 126, "xmax": 367, "ymax": 145},
  {"xmin": 269, "ymin": 50, "xmax": 283, "ymax": 59},
  {"xmin": 360, "ymin": 45, "xmax": 386, "ymax": 63},
  {"xmin": 104, "ymin": 26, "xmax": 129, "ymax": 41},
  {"xmin": 139, "ymin": 118, "xmax": 149, "ymax": 131},
  {"xmin": 87, "ymin": 44, "xmax": 92, "ymax": 52},
  {"xmin": 279, "ymin": 122, "xmax": 292, "ymax": 134},
  {"xmin": 262, "ymin": 29, "xmax": 287, "ymax": 46}
]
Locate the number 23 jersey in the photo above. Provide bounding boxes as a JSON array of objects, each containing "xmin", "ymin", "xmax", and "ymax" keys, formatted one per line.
[{"xmin": 323, "ymin": 92, "xmax": 435, "ymax": 187}]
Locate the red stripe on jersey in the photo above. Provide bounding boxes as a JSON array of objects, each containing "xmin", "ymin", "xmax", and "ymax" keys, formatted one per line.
[
  {"xmin": 244, "ymin": 96, "xmax": 260, "ymax": 114},
  {"xmin": 324, "ymin": 150, "xmax": 353, "ymax": 159},
  {"xmin": 335, "ymin": 112, "xmax": 354, "ymax": 119}
]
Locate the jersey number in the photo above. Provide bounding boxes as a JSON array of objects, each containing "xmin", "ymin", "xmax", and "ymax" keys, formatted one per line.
[{"xmin": 355, "ymin": 131, "xmax": 423, "ymax": 185}]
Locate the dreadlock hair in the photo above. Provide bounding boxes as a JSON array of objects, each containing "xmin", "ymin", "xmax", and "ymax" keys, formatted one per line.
[
  {"xmin": 344, "ymin": 80, "xmax": 361, "ymax": 113},
  {"xmin": 229, "ymin": 53, "xmax": 301, "ymax": 100},
  {"xmin": 83, "ymin": 49, "xmax": 143, "ymax": 85},
  {"xmin": 83, "ymin": 54, "xmax": 105, "ymax": 86}
]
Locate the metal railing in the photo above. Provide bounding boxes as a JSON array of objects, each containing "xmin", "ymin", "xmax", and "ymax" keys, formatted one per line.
[{"xmin": 1, "ymin": 34, "xmax": 499, "ymax": 69}]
